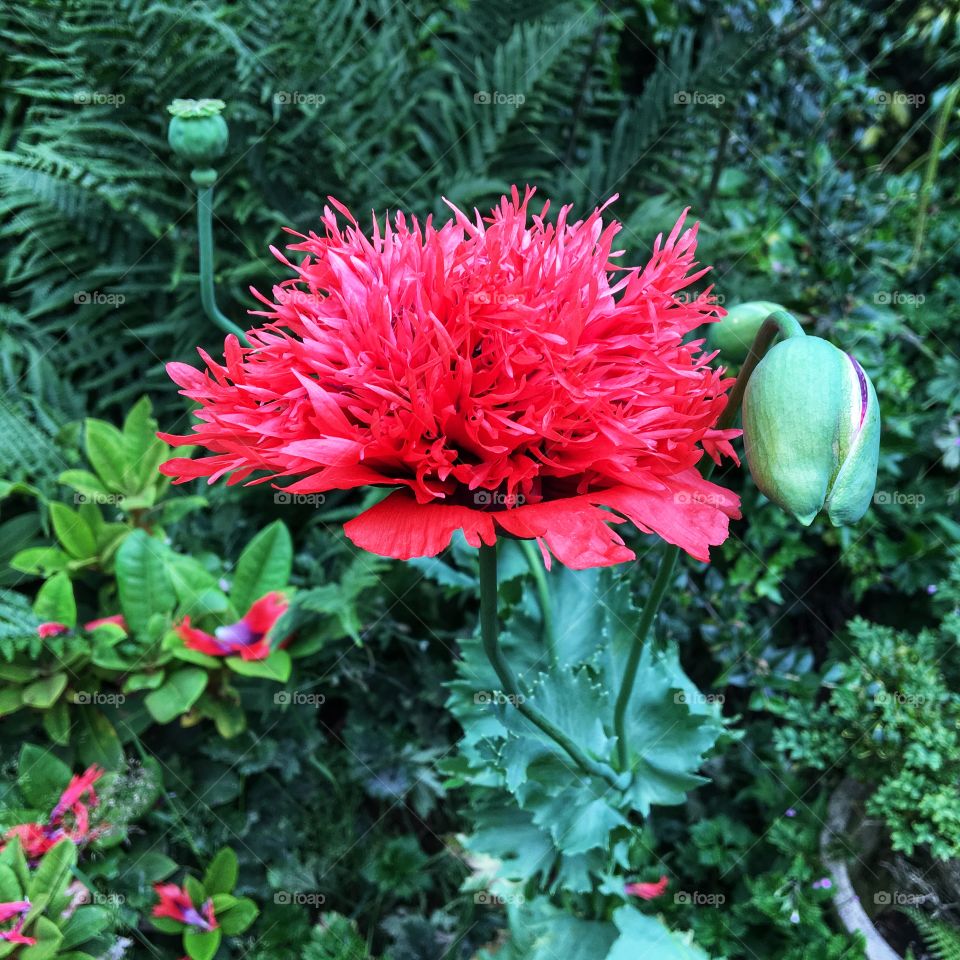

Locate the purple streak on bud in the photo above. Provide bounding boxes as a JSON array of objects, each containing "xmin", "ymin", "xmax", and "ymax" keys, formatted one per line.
[{"xmin": 847, "ymin": 354, "xmax": 869, "ymax": 429}]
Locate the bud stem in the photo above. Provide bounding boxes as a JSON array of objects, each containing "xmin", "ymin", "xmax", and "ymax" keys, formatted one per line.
[
  {"xmin": 719, "ymin": 310, "xmax": 804, "ymax": 432},
  {"xmin": 478, "ymin": 543, "xmax": 629, "ymax": 790},
  {"xmin": 613, "ymin": 310, "xmax": 803, "ymax": 772},
  {"xmin": 196, "ymin": 178, "xmax": 250, "ymax": 345}
]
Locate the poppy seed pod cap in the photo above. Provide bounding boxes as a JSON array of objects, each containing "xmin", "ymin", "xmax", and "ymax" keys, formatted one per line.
[
  {"xmin": 167, "ymin": 99, "xmax": 228, "ymax": 167},
  {"xmin": 743, "ymin": 336, "xmax": 880, "ymax": 526},
  {"xmin": 709, "ymin": 301, "xmax": 787, "ymax": 363}
]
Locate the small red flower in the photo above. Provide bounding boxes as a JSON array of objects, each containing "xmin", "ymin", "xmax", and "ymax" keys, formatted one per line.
[
  {"xmin": 1, "ymin": 765, "xmax": 104, "ymax": 860},
  {"xmin": 153, "ymin": 883, "xmax": 218, "ymax": 931},
  {"xmin": 1, "ymin": 823, "xmax": 58, "ymax": 860},
  {"xmin": 0, "ymin": 902, "xmax": 30, "ymax": 925},
  {"xmin": 625, "ymin": 875, "xmax": 669, "ymax": 900},
  {"xmin": 176, "ymin": 592, "xmax": 288, "ymax": 661},
  {"xmin": 37, "ymin": 622, "xmax": 69, "ymax": 638},
  {"xmin": 50, "ymin": 765, "xmax": 103, "ymax": 823},
  {"xmin": 160, "ymin": 189, "xmax": 740, "ymax": 570},
  {"xmin": 0, "ymin": 901, "xmax": 35, "ymax": 945}
]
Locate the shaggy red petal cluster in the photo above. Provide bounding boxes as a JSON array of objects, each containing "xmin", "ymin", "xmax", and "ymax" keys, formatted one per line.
[{"xmin": 161, "ymin": 187, "xmax": 740, "ymax": 568}]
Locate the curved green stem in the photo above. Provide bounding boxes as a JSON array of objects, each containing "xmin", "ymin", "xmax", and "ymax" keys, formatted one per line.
[
  {"xmin": 478, "ymin": 543, "xmax": 629, "ymax": 790},
  {"xmin": 612, "ymin": 309, "xmax": 803, "ymax": 771},
  {"xmin": 519, "ymin": 538, "xmax": 556, "ymax": 662},
  {"xmin": 715, "ymin": 310, "xmax": 803, "ymax": 434},
  {"xmin": 195, "ymin": 178, "xmax": 250, "ymax": 344}
]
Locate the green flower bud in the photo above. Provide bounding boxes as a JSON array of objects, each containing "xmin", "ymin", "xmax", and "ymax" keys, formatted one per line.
[
  {"xmin": 167, "ymin": 99, "xmax": 228, "ymax": 167},
  {"xmin": 709, "ymin": 301, "xmax": 787, "ymax": 363},
  {"xmin": 743, "ymin": 336, "xmax": 880, "ymax": 526}
]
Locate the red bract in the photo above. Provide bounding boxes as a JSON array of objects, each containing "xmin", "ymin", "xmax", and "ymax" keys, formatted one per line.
[
  {"xmin": 161, "ymin": 188, "xmax": 740, "ymax": 568},
  {"xmin": 176, "ymin": 591, "xmax": 288, "ymax": 660}
]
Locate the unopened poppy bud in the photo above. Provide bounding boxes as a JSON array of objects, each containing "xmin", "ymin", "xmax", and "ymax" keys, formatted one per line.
[
  {"xmin": 167, "ymin": 99, "xmax": 228, "ymax": 168},
  {"xmin": 709, "ymin": 301, "xmax": 788, "ymax": 363},
  {"xmin": 743, "ymin": 337, "xmax": 880, "ymax": 526}
]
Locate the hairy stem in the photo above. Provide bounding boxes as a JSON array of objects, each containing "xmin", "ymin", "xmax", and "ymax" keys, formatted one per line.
[{"xmin": 478, "ymin": 543, "xmax": 628, "ymax": 790}]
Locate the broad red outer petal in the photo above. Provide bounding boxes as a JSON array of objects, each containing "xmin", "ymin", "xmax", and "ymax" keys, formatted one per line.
[
  {"xmin": 494, "ymin": 498, "xmax": 635, "ymax": 570},
  {"xmin": 343, "ymin": 491, "xmax": 497, "ymax": 559},
  {"xmin": 592, "ymin": 472, "xmax": 740, "ymax": 563}
]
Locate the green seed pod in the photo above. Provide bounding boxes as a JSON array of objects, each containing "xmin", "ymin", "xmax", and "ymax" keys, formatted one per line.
[
  {"xmin": 709, "ymin": 301, "xmax": 787, "ymax": 363},
  {"xmin": 167, "ymin": 99, "xmax": 228, "ymax": 167},
  {"xmin": 743, "ymin": 336, "xmax": 880, "ymax": 526}
]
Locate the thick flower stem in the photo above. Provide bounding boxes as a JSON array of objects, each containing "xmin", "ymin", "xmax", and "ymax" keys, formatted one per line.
[
  {"xmin": 519, "ymin": 539, "xmax": 556, "ymax": 662},
  {"xmin": 478, "ymin": 543, "xmax": 629, "ymax": 791},
  {"xmin": 195, "ymin": 179, "xmax": 250, "ymax": 345},
  {"xmin": 613, "ymin": 310, "xmax": 803, "ymax": 772}
]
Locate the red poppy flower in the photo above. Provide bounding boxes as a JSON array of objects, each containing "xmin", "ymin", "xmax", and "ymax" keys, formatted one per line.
[
  {"xmin": 625, "ymin": 875, "xmax": 669, "ymax": 900},
  {"xmin": 176, "ymin": 592, "xmax": 288, "ymax": 661},
  {"xmin": 160, "ymin": 188, "xmax": 739, "ymax": 569},
  {"xmin": 153, "ymin": 883, "xmax": 218, "ymax": 931}
]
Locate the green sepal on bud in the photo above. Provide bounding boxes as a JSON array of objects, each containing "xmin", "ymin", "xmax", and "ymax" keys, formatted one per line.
[
  {"xmin": 167, "ymin": 98, "xmax": 228, "ymax": 167},
  {"xmin": 743, "ymin": 336, "xmax": 880, "ymax": 526},
  {"xmin": 709, "ymin": 301, "xmax": 788, "ymax": 363}
]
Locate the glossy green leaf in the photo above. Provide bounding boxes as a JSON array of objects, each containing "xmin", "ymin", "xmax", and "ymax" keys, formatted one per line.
[{"xmin": 230, "ymin": 520, "xmax": 292, "ymax": 614}]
